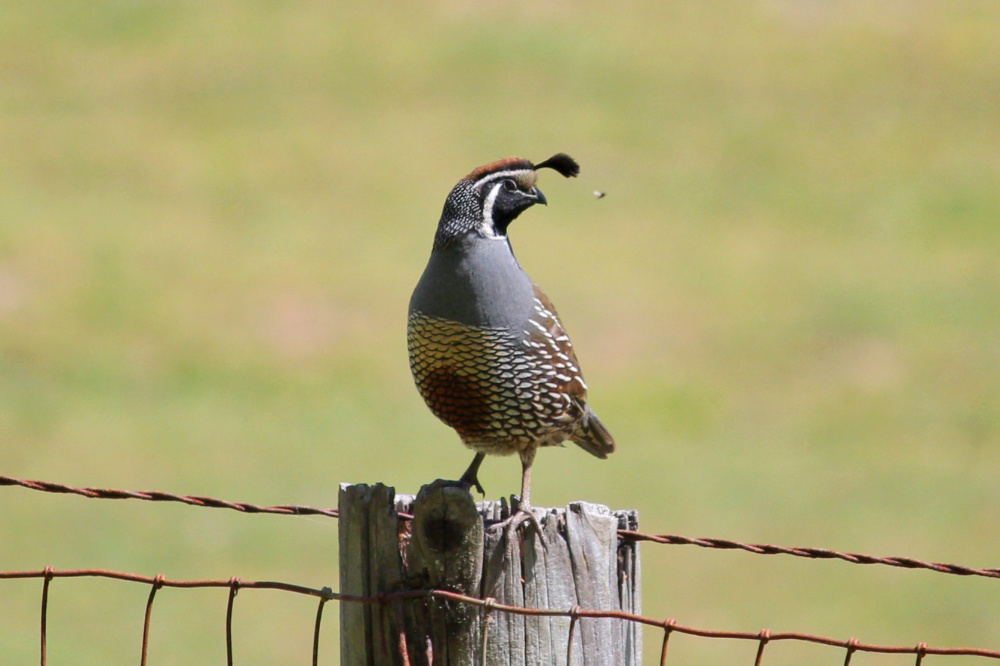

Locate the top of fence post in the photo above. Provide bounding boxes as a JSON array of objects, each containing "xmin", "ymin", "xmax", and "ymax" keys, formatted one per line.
[{"xmin": 338, "ymin": 481, "xmax": 642, "ymax": 666}]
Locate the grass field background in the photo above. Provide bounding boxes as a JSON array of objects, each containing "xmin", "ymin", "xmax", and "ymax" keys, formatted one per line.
[{"xmin": 2, "ymin": 1, "xmax": 999, "ymax": 663}]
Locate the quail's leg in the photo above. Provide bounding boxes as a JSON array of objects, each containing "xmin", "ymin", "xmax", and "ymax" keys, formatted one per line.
[
  {"xmin": 518, "ymin": 451, "xmax": 534, "ymax": 510},
  {"xmin": 458, "ymin": 452, "xmax": 486, "ymax": 496},
  {"xmin": 496, "ymin": 447, "xmax": 546, "ymax": 545}
]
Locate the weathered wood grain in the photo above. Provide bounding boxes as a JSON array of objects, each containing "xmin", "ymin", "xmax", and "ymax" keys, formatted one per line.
[
  {"xmin": 339, "ymin": 483, "xmax": 641, "ymax": 665},
  {"xmin": 409, "ymin": 480, "xmax": 484, "ymax": 664},
  {"xmin": 338, "ymin": 483, "xmax": 374, "ymax": 666}
]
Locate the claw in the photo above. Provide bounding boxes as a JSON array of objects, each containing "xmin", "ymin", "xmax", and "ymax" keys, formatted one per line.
[
  {"xmin": 494, "ymin": 499, "xmax": 547, "ymax": 549},
  {"xmin": 458, "ymin": 452, "xmax": 487, "ymax": 496}
]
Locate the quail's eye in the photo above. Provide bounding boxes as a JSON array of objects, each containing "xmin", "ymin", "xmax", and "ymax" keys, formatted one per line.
[{"xmin": 502, "ymin": 179, "xmax": 517, "ymax": 192}]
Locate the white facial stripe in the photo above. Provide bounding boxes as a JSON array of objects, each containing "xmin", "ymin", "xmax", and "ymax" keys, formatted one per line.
[
  {"xmin": 479, "ymin": 181, "xmax": 505, "ymax": 239},
  {"xmin": 471, "ymin": 169, "xmax": 534, "ymax": 192}
]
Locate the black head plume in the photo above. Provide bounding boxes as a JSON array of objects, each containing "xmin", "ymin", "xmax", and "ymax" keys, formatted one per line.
[{"xmin": 532, "ymin": 153, "xmax": 580, "ymax": 179}]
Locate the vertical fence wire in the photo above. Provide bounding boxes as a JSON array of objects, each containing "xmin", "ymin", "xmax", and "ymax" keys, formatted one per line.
[
  {"xmin": 40, "ymin": 567, "xmax": 53, "ymax": 666},
  {"xmin": 226, "ymin": 578, "xmax": 240, "ymax": 666},
  {"xmin": 312, "ymin": 588, "xmax": 332, "ymax": 666},
  {"xmin": 754, "ymin": 629, "xmax": 771, "ymax": 666},
  {"xmin": 843, "ymin": 637, "xmax": 860, "ymax": 665},
  {"xmin": 566, "ymin": 604, "xmax": 582, "ymax": 665},
  {"xmin": 140, "ymin": 574, "xmax": 165, "ymax": 666},
  {"xmin": 480, "ymin": 596, "xmax": 496, "ymax": 666},
  {"xmin": 659, "ymin": 618, "xmax": 676, "ymax": 666}
]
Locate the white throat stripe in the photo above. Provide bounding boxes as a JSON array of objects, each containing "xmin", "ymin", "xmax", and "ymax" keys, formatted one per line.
[{"xmin": 480, "ymin": 181, "xmax": 504, "ymax": 239}]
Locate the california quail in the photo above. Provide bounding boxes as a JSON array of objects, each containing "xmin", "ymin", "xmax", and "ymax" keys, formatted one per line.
[{"xmin": 407, "ymin": 153, "xmax": 615, "ymax": 513}]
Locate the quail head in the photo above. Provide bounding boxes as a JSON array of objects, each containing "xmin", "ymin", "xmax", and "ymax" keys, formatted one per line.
[{"xmin": 407, "ymin": 153, "xmax": 614, "ymax": 512}]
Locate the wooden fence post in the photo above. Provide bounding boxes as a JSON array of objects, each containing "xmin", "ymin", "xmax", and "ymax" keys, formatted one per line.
[{"xmin": 339, "ymin": 480, "xmax": 641, "ymax": 665}]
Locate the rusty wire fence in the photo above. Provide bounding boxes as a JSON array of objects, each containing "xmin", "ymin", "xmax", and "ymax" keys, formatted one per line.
[{"xmin": 3, "ymin": 473, "xmax": 1000, "ymax": 665}]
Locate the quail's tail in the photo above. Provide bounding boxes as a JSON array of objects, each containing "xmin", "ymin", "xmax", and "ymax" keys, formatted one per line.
[{"xmin": 571, "ymin": 406, "xmax": 616, "ymax": 459}]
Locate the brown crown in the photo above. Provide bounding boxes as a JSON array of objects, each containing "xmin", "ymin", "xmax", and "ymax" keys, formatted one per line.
[{"xmin": 462, "ymin": 157, "xmax": 535, "ymax": 182}]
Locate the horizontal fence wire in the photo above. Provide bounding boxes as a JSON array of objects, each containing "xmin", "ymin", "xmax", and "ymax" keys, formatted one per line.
[
  {"xmin": 4, "ymin": 473, "xmax": 1000, "ymax": 664},
  {"xmin": 0, "ymin": 474, "xmax": 339, "ymax": 519},
  {"xmin": 4, "ymin": 473, "xmax": 999, "ymax": 582},
  {"xmin": 620, "ymin": 531, "xmax": 1000, "ymax": 580},
  {"xmin": 4, "ymin": 568, "xmax": 1000, "ymax": 666}
]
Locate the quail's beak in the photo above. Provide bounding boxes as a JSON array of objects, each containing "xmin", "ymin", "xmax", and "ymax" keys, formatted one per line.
[{"xmin": 532, "ymin": 187, "xmax": 547, "ymax": 206}]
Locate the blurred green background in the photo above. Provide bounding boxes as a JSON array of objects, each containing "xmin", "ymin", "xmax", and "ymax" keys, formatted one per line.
[{"xmin": 2, "ymin": 1, "xmax": 999, "ymax": 664}]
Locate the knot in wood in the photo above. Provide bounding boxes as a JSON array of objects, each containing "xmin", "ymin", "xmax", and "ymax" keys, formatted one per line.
[{"xmin": 421, "ymin": 515, "xmax": 468, "ymax": 553}]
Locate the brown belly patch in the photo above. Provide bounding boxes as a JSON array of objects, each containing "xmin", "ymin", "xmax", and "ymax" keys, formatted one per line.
[
  {"xmin": 407, "ymin": 311, "xmax": 581, "ymax": 452},
  {"xmin": 421, "ymin": 364, "xmax": 493, "ymax": 440}
]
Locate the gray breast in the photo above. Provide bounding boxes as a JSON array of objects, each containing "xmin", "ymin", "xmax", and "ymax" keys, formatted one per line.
[{"xmin": 409, "ymin": 236, "xmax": 535, "ymax": 333}]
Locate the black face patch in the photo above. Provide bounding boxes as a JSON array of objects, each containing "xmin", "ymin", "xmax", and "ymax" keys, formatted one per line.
[{"xmin": 433, "ymin": 154, "xmax": 577, "ymax": 249}]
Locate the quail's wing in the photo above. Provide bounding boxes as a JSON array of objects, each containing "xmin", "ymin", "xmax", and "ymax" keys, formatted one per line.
[
  {"xmin": 525, "ymin": 284, "xmax": 589, "ymax": 402},
  {"xmin": 526, "ymin": 284, "xmax": 615, "ymax": 457}
]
